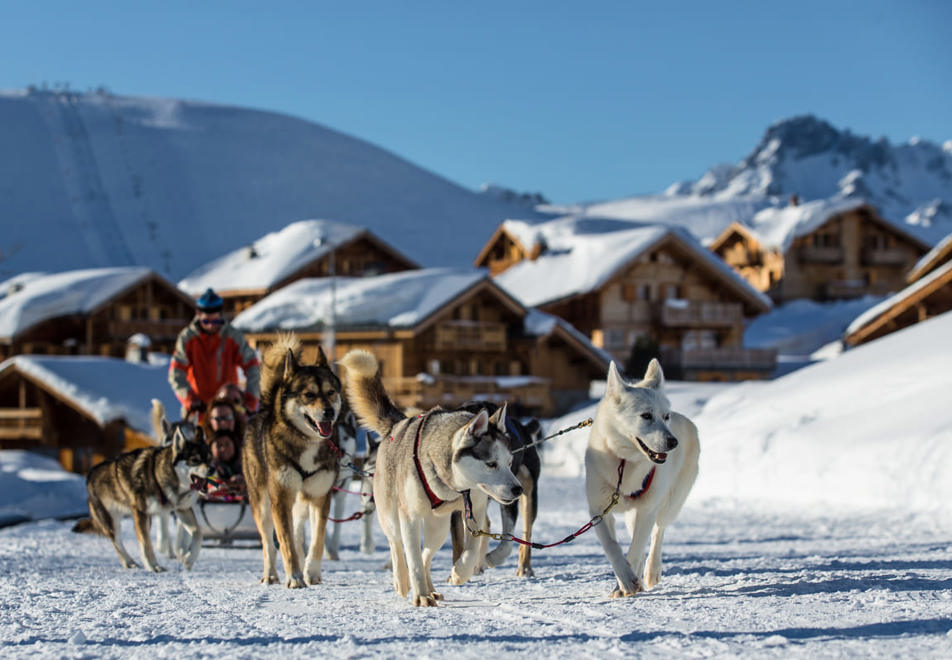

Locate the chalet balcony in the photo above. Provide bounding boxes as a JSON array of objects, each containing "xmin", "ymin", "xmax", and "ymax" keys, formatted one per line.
[
  {"xmin": 107, "ymin": 319, "xmax": 190, "ymax": 340},
  {"xmin": 658, "ymin": 300, "xmax": 744, "ymax": 327},
  {"xmin": 825, "ymin": 279, "xmax": 867, "ymax": 299},
  {"xmin": 661, "ymin": 346, "xmax": 777, "ymax": 372},
  {"xmin": 387, "ymin": 374, "xmax": 552, "ymax": 416},
  {"xmin": 0, "ymin": 408, "xmax": 43, "ymax": 440},
  {"xmin": 433, "ymin": 321, "xmax": 507, "ymax": 352},
  {"xmin": 861, "ymin": 248, "xmax": 909, "ymax": 266},
  {"xmin": 798, "ymin": 246, "xmax": 843, "ymax": 264}
]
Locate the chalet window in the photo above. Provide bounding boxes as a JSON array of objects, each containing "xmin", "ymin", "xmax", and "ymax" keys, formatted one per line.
[
  {"xmin": 605, "ymin": 328, "xmax": 626, "ymax": 348},
  {"xmin": 622, "ymin": 283, "xmax": 638, "ymax": 302},
  {"xmin": 813, "ymin": 231, "xmax": 840, "ymax": 248},
  {"xmin": 428, "ymin": 359, "xmax": 440, "ymax": 375},
  {"xmin": 638, "ymin": 284, "xmax": 652, "ymax": 301},
  {"xmin": 662, "ymin": 284, "xmax": 681, "ymax": 300}
]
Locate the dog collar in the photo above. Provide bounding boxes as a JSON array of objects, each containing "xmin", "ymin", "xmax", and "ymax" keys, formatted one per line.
[
  {"xmin": 616, "ymin": 459, "xmax": 656, "ymax": 500},
  {"xmin": 413, "ymin": 412, "xmax": 452, "ymax": 509}
]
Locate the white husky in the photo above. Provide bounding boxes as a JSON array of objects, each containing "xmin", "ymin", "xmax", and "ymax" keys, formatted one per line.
[{"xmin": 585, "ymin": 359, "xmax": 699, "ymax": 598}]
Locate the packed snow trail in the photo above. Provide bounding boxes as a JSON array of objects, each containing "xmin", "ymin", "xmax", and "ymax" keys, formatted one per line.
[{"xmin": 2, "ymin": 475, "xmax": 951, "ymax": 659}]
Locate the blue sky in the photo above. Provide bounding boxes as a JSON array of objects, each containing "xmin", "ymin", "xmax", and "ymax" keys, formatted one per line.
[{"xmin": 4, "ymin": 1, "xmax": 950, "ymax": 204}]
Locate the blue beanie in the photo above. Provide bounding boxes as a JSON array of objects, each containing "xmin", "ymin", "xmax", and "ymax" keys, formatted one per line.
[{"xmin": 196, "ymin": 288, "xmax": 224, "ymax": 313}]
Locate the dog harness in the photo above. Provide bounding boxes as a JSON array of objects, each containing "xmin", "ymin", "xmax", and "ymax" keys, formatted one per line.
[
  {"xmin": 279, "ymin": 435, "xmax": 343, "ymax": 481},
  {"xmin": 617, "ymin": 459, "xmax": 656, "ymax": 499},
  {"xmin": 412, "ymin": 412, "xmax": 454, "ymax": 509}
]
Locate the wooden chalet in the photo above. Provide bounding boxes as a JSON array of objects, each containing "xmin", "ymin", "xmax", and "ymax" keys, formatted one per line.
[
  {"xmin": 0, "ymin": 356, "xmax": 178, "ymax": 474},
  {"xmin": 844, "ymin": 232, "xmax": 952, "ymax": 348},
  {"xmin": 480, "ymin": 218, "xmax": 775, "ymax": 381},
  {"xmin": 235, "ymin": 269, "xmax": 610, "ymax": 417},
  {"xmin": 178, "ymin": 219, "xmax": 418, "ymax": 316},
  {"xmin": 710, "ymin": 200, "xmax": 930, "ymax": 304},
  {"xmin": 0, "ymin": 268, "xmax": 195, "ymax": 361}
]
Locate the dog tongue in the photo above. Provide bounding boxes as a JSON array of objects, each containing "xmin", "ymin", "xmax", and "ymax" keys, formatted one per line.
[{"xmin": 318, "ymin": 421, "xmax": 333, "ymax": 437}]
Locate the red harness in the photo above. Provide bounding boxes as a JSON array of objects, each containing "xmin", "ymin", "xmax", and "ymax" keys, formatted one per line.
[
  {"xmin": 617, "ymin": 459, "xmax": 656, "ymax": 499},
  {"xmin": 412, "ymin": 412, "xmax": 451, "ymax": 509}
]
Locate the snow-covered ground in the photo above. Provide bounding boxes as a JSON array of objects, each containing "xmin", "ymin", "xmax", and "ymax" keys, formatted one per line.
[{"xmin": 2, "ymin": 312, "xmax": 951, "ymax": 657}]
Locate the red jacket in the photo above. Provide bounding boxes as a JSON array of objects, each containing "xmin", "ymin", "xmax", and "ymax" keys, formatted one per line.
[{"xmin": 168, "ymin": 319, "xmax": 261, "ymax": 414}]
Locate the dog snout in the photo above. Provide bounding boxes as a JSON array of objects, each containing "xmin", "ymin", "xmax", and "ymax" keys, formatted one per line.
[
  {"xmin": 323, "ymin": 407, "xmax": 335, "ymax": 420},
  {"xmin": 666, "ymin": 435, "xmax": 679, "ymax": 451},
  {"xmin": 511, "ymin": 484, "xmax": 523, "ymax": 498}
]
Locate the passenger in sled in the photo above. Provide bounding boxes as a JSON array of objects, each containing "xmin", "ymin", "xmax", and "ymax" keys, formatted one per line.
[{"xmin": 200, "ymin": 395, "xmax": 246, "ymax": 502}]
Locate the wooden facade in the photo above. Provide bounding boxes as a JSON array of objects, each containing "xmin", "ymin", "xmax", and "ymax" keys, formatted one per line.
[
  {"xmin": 844, "ymin": 258, "xmax": 952, "ymax": 348},
  {"xmin": 712, "ymin": 204, "xmax": 930, "ymax": 304},
  {"xmin": 0, "ymin": 272, "xmax": 195, "ymax": 361},
  {"xmin": 218, "ymin": 233, "xmax": 418, "ymax": 316},
  {"xmin": 0, "ymin": 362, "xmax": 154, "ymax": 474},
  {"xmin": 243, "ymin": 280, "xmax": 608, "ymax": 417},
  {"xmin": 479, "ymin": 229, "xmax": 775, "ymax": 381}
]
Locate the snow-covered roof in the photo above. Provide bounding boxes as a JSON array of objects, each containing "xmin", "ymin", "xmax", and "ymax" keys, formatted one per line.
[
  {"xmin": 741, "ymin": 198, "xmax": 869, "ymax": 252},
  {"xmin": 524, "ymin": 308, "xmax": 612, "ymax": 367},
  {"xmin": 232, "ymin": 268, "xmax": 499, "ymax": 332},
  {"xmin": 178, "ymin": 219, "xmax": 382, "ymax": 295},
  {"xmin": 0, "ymin": 355, "xmax": 180, "ymax": 434},
  {"xmin": 494, "ymin": 216, "xmax": 772, "ymax": 310},
  {"xmin": 845, "ymin": 259, "xmax": 952, "ymax": 338},
  {"xmin": 0, "ymin": 267, "xmax": 156, "ymax": 341},
  {"xmin": 906, "ymin": 231, "xmax": 952, "ymax": 283}
]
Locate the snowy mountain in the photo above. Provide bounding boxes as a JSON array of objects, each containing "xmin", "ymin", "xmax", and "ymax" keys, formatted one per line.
[
  {"xmin": 667, "ymin": 115, "xmax": 952, "ymax": 245},
  {"xmin": 0, "ymin": 88, "xmax": 545, "ymax": 280}
]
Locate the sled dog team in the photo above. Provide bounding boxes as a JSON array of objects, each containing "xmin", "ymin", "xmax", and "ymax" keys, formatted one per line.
[{"xmin": 82, "ymin": 333, "xmax": 699, "ymax": 605}]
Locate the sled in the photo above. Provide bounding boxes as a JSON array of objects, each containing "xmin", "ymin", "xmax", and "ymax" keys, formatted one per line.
[{"xmin": 195, "ymin": 477, "xmax": 259, "ymax": 545}]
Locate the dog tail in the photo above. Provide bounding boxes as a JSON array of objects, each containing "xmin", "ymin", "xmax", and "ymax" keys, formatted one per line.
[
  {"xmin": 151, "ymin": 398, "xmax": 167, "ymax": 444},
  {"xmin": 339, "ymin": 349, "xmax": 405, "ymax": 439},
  {"xmin": 260, "ymin": 332, "xmax": 302, "ymax": 407}
]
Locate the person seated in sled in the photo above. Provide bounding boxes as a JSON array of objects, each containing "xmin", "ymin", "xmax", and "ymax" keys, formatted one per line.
[
  {"xmin": 169, "ymin": 288, "xmax": 261, "ymax": 422},
  {"xmin": 215, "ymin": 382, "xmax": 250, "ymax": 425},
  {"xmin": 202, "ymin": 398, "xmax": 245, "ymax": 489}
]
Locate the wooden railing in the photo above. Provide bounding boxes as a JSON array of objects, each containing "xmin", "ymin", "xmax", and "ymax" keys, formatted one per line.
[
  {"xmin": 0, "ymin": 408, "xmax": 43, "ymax": 440},
  {"xmin": 387, "ymin": 375, "xmax": 551, "ymax": 414},
  {"xmin": 658, "ymin": 301, "xmax": 743, "ymax": 327},
  {"xmin": 861, "ymin": 248, "xmax": 909, "ymax": 266},
  {"xmin": 798, "ymin": 246, "xmax": 843, "ymax": 263},
  {"xmin": 662, "ymin": 347, "xmax": 777, "ymax": 371},
  {"xmin": 107, "ymin": 319, "xmax": 188, "ymax": 339},
  {"xmin": 433, "ymin": 321, "xmax": 507, "ymax": 351}
]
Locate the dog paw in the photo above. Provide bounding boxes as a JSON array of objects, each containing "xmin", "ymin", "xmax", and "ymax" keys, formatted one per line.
[
  {"xmin": 304, "ymin": 573, "xmax": 322, "ymax": 586},
  {"xmin": 643, "ymin": 569, "xmax": 661, "ymax": 591},
  {"xmin": 122, "ymin": 559, "xmax": 140, "ymax": 569},
  {"xmin": 260, "ymin": 574, "xmax": 280, "ymax": 585},
  {"xmin": 286, "ymin": 575, "xmax": 307, "ymax": 589},
  {"xmin": 411, "ymin": 594, "xmax": 438, "ymax": 607},
  {"xmin": 429, "ymin": 591, "xmax": 444, "ymax": 601},
  {"xmin": 609, "ymin": 581, "xmax": 643, "ymax": 599},
  {"xmin": 147, "ymin": 564, "xmax": 167, "ymax": 573},
  {"xmin": 515, "ymin": 566, "xmax": 535, "ymax": 578}
]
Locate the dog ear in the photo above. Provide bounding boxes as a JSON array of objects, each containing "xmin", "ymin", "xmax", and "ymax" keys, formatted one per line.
[
  {"xmin": 606, "ymin": 361, "xmax": 626, "ymax": 395},
  {"xmin": 172, "ymin": 427, "xmax": 186, "ymax": 455},
  {"xmin": 488, "ymin": 402, "xmax": 508, "ymax": 434},
  {"xmin": 315, "ymin": 345, "xmax": 329, "ymax": 368},
  {"xmin": 194, "ymin": 426, "xmax": 205, "ymax": 444},
  {"xmin": 282, "ymin": 348, "xmax": 299, "ymax": 380},
  {"xmin": 456, "ymin": 409, "xmax": 490, "ymax": 449},
  {"xmin": 642, "ymin": 358, "xmax": 665, "ymax": 390}
]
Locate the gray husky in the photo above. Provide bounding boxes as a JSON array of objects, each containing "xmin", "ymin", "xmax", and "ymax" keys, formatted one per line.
[
  {"xmin": 585, "ymin": 359, "xmax": 699, "ymax": 598},
  {"xmin": 81, "ymin": 400, "xmax": 212, "ymax": 571},
  {"xmin": 340, "ymin": 349, "xmax": 523, "ymax": 607}
]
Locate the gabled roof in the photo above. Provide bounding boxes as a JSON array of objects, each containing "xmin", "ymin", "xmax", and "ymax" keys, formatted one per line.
[
  {"xmin": 906, "ymin": 232, "xmax": 952, "ymax": 284},
  {"xmin": 714, "ymin": 198, "xmax": 931, "ymax": 254},
  {"xmin": 232, "ymin": 268, "xmax": 524, "ymax": 334},
  {"xmin": 473, "ymin": 223, "xmax": 529, "ymax": 267},
  {"xmin": 0, "ymin": 355, "xmax": 179, "ymax": 434},
  {"xmin": 0, "ymin": 267, "xmax": 189, "ymax": 342},
  {"xmin": 493, "ymin": 216, "xmax": 772, "ymax": 312},
  {"xmin": 844, "ymin": 259, "xmax": 952, "ymax": 345},
  {"xmin": 178, "ymin": 219, "xmax": 419, "ymax": 296},
  {"xmin": 524, "ymin": 309, "xmax": 612, "ymax": 372}
]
